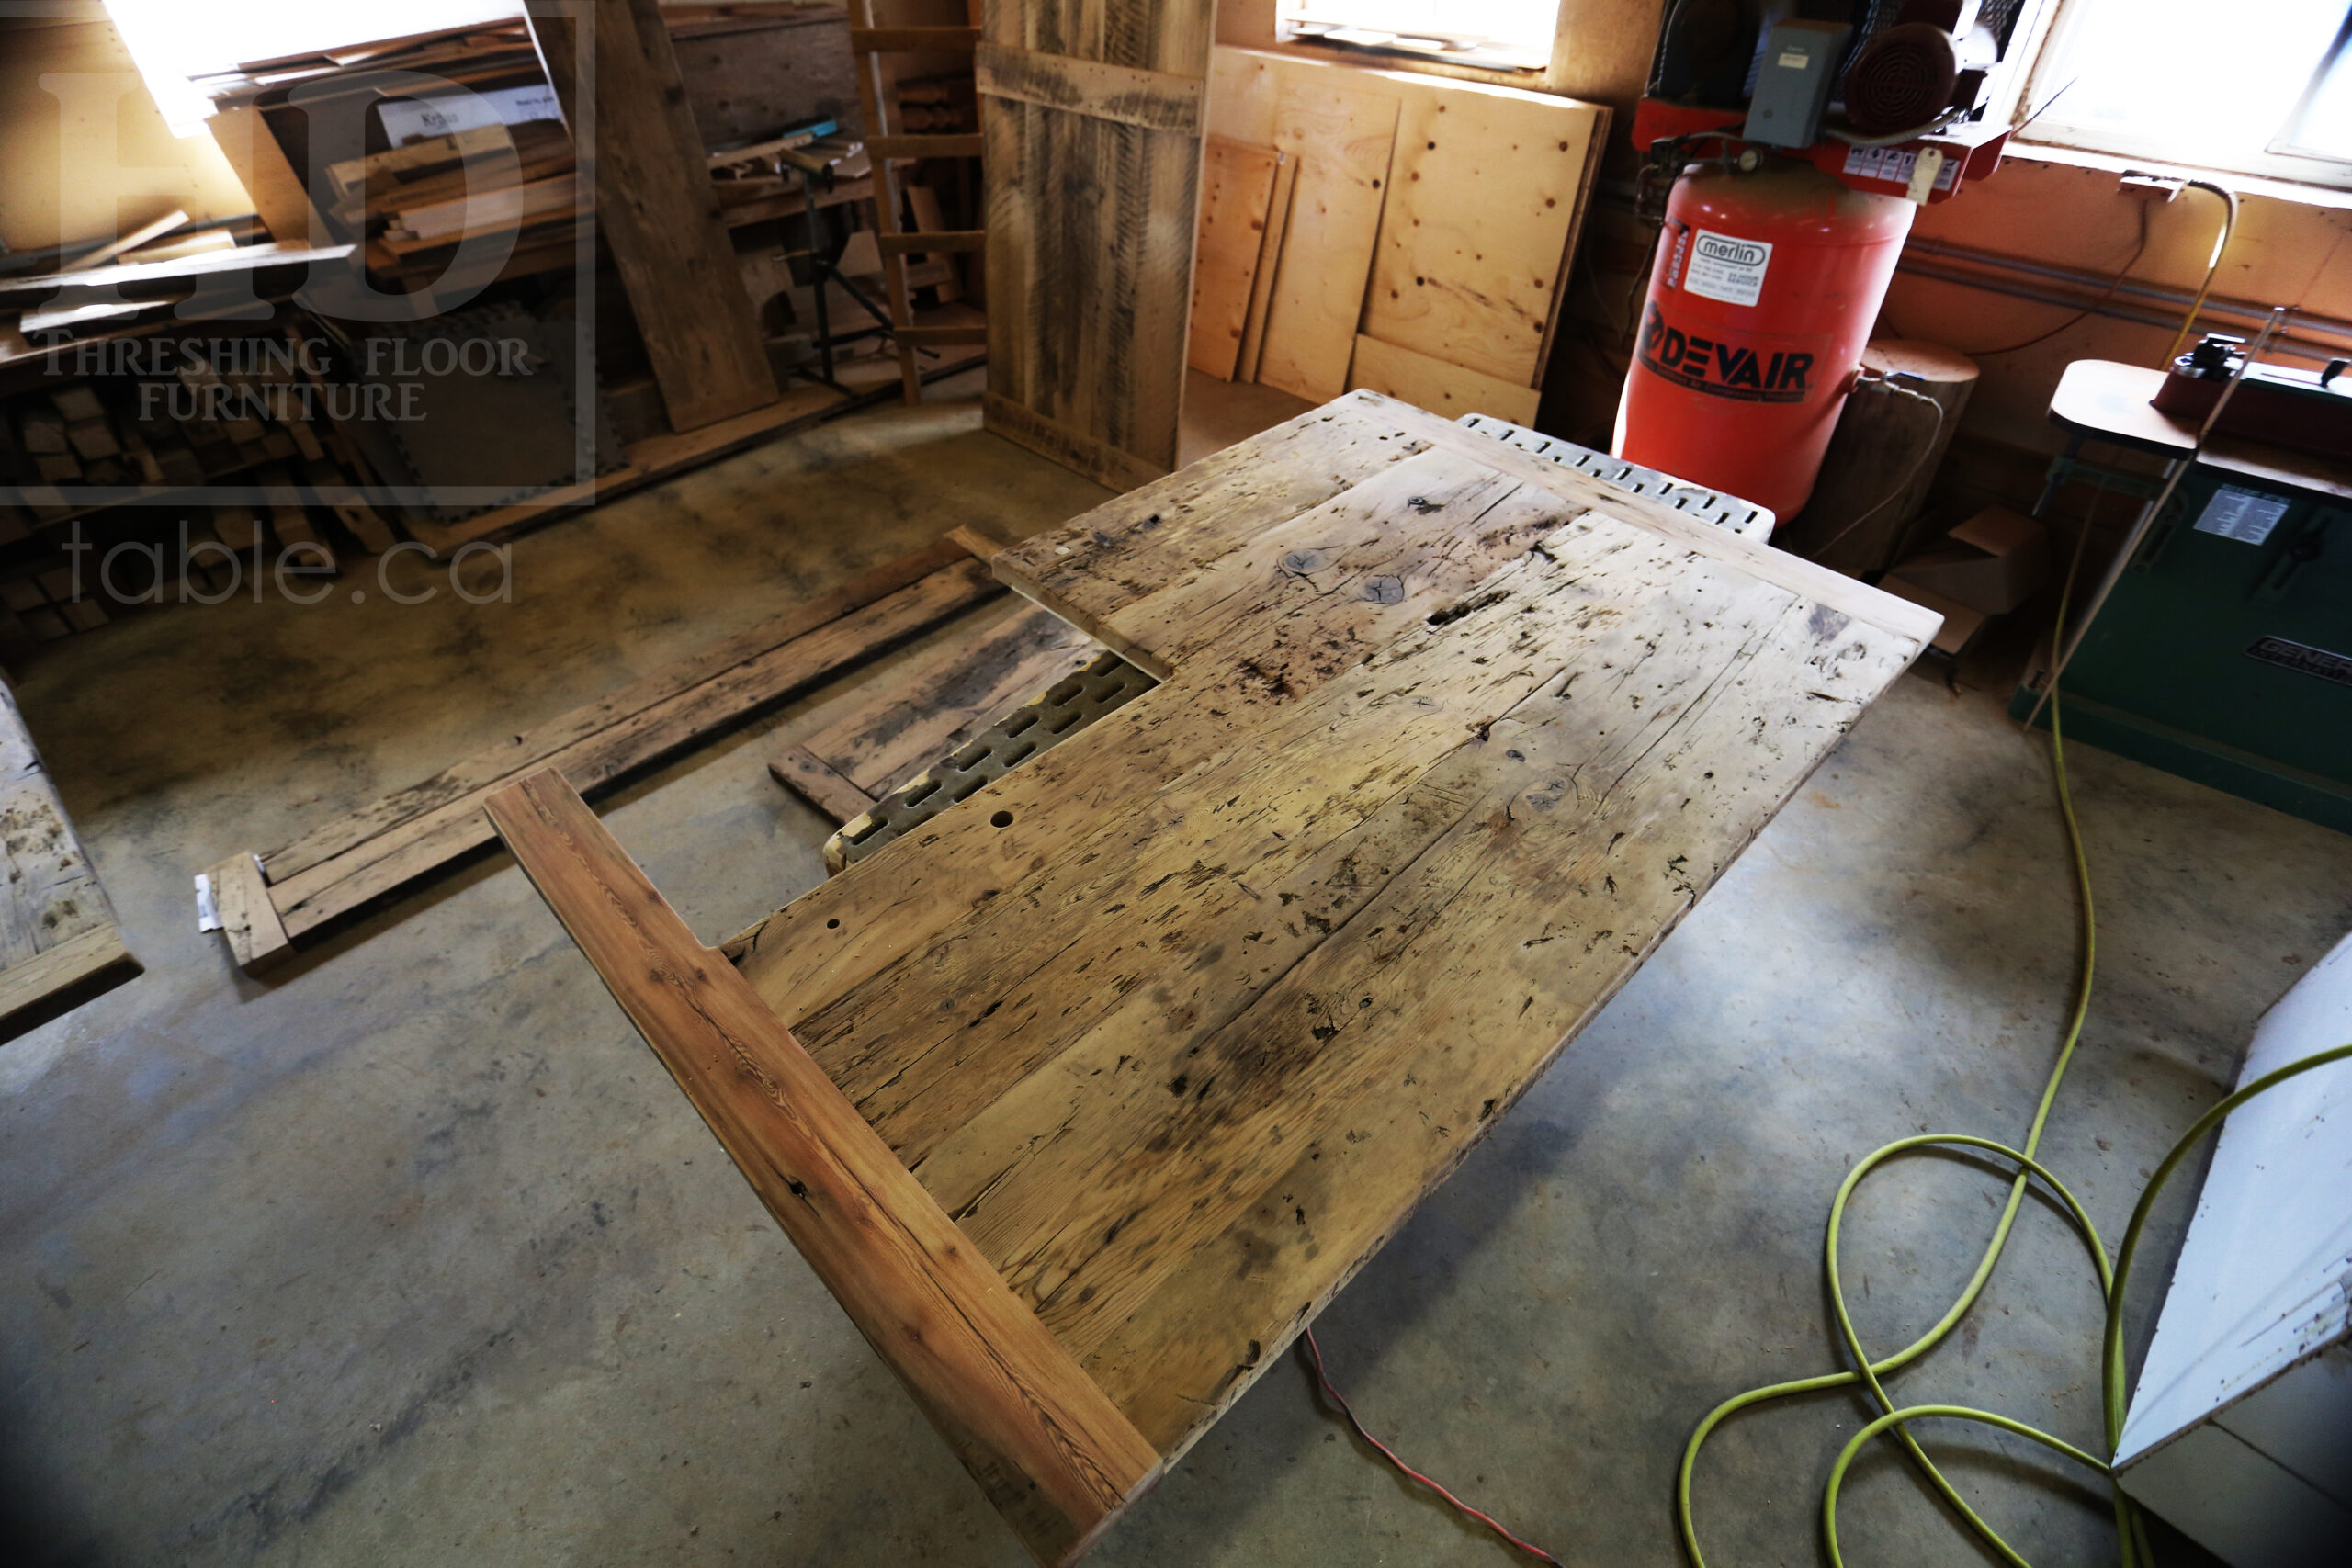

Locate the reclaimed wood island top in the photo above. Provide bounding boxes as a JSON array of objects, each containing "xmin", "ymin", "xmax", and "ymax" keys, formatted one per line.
[{"xmin": 485, "ymin": 390, "xmax": 1940, "ymax": 1564}]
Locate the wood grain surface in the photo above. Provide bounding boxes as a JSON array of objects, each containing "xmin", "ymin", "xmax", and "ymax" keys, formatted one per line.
[
  {"xmin": 979, "ymin": 0, "xmax": 1215, "ymax": 487},
  {"xmin": 0, "ymin": 683, "xmax": 138, "ymax": 1039},
  {"xmin": 485, "ymin": 771, "xmax": 1160, "ymax": 1564},
  {"xmin": 525, "ymin": 0, "xmax": 776, "ymax": 433},
  {"xmin": 689, "ymin": 393, "xmax": 1936, "ymax": 1561}
]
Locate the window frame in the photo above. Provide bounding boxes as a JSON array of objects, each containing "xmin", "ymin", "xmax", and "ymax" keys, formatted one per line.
[{"xmin": 2010, "ymin": 0, "xmax": 2352, "ymax": 190}]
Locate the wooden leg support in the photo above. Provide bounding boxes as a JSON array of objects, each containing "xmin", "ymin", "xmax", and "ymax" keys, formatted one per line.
[{"xmin": 483, "ymin": 771, "xmax": 1161, "ymax": 1563}]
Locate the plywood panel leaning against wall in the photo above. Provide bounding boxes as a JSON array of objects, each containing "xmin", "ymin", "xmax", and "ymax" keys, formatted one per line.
[
  {"xmin": 1186, "ymin": 137, "xmax": 1281, "ymax": 379},
  {"xmin": 978, "ymin": 0, "xmax": 1216, "ymax": 489},
  {"xmin": 1206, "ymin": 49, "xmax": 1398, "ymax": 403},
  {"xmin": 1204, "ymin": 47, "xmax": 1607, "ymax": 416}
]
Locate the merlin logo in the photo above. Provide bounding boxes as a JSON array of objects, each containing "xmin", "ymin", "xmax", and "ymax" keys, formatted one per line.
[
  {"xmin": 1695, "ymin": 235, "xmax": 1768, "ymax": 268},
  {"xmin": 1637, "ymin": 304, "xmax": 1814, "ymax": 404}
]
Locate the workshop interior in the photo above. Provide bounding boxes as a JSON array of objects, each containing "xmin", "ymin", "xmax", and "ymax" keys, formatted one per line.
[{"xmin": 1, "ymin": 1, "xmax": 2346, "ymax": 1565}]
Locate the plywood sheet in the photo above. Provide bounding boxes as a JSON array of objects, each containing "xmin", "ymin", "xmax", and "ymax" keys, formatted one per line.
[
  {"xmin": 1236, "ymin": 151, "xmax": 1295, "ymax": 383},
  {"xmin": 1362, "ymin": 77, "xmax": 1605, "ymax": 386},
  {"xmin": 1186, "ymin": 137, "xmax": 1281, "ymax": 379},
  {"xmin": 1347, "ymin": 333, "xmax": 1540, "ymax": 423},
  {"xmin": 1251, "ymin": 75, "xmax": 1396, "ymax": 403}
]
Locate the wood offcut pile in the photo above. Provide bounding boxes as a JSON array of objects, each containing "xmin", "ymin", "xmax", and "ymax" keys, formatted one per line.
[{"xmin": 194, "ymin": 3, "xmax": 868, "ymax": 290}]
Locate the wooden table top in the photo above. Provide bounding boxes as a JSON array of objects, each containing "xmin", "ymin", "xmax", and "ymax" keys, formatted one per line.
[{"xmin": 705, "ymin": 390, "xmax": 1937, "ymax": 1558}]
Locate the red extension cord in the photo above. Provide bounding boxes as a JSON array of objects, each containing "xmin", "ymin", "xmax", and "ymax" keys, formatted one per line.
[{"xmin": 1300, "ymin": 1328, "xmax": 1566, "ymax": 1566}]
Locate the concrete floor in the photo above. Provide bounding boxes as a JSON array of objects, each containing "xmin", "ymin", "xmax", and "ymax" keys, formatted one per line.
[{"xmin": 6, "ymin": 395, "xmax": 2349, "ymax": 1568}]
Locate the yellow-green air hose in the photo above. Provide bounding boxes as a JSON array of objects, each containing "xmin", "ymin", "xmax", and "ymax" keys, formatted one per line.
[{"xmin": 1674, "ymin": 518, "xmax": 2352, "ymax": 1568}]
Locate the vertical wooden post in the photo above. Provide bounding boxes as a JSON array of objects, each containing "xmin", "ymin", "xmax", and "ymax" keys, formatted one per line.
[{"xmin": 525, "ymin": 0, "xmax": 777, "ymax": 434}]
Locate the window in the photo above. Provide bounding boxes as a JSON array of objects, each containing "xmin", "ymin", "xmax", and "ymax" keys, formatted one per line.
[
  {"xmin": 2018, "ymin": 0, "xmax": 2352, "ymax": 186},
  {"xmin": 1279, "ymin": 0, "xmax": 1561, "ymax": 73},
  {"xmin": 104, "ymin": 0, "xmax": 525, "ymax": 136}
]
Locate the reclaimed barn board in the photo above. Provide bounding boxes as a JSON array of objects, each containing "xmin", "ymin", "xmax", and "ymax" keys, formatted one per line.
[
  {"xmin": 979, "ymin": 0, "xmax": 1216, "ymax": 486},
  {"xmin": 492, "ymin": 392, "xmax": 1937, "ymax": 1561},
  {"xmin": 525, "ymin": 0, "xmax": 777, "ymax": 433},
  {"xmin": 485, "ymin": 771, "xmax": 1161, "ymax": 1563},
  {"xmin": 201, "ymin": 538, "xmax": 1003, "ymax": 974},
  {"xmin": 778, "ymin": 599, "xmax": 1104, "ymax": 809},
  {"xmin": 0, "ymin": 682, "xmax": 138, "ymax": 1041}
]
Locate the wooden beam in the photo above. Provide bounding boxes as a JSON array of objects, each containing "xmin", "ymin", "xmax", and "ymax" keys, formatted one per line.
[
  {"xmin": 199, "ymin": 543, "xmax": 1009, "ymax": 975},
  {"xmin": 525, "ymin": 0, "xmax": 776, "ymax": 433},
  {"xmin": 261, "ymin": 558, "xmax": 1003, "ymax": 950},
  {"xmin": 207, "ymin": 852, "xmax": 292, "ymax": 976},
  {"xmin": 0, "ymin": 926, "xmax": 138, "ymax": 1043},
  {"xmin": 482, "ymin": 771, "xmax": 1161, "ymax": 1560},
  {"xmin": 767, "ymin": 746, "xmax": 874, "ymax": 826}
]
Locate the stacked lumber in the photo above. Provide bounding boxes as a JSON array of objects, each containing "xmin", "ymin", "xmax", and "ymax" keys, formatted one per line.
[
  {"xmin": 1196, "ymin": 48, "xmax": 1609, "ymax": 427},
  {"xmin": 0, "ymin": 353, "xmax": 334, "ymax": 522},
  {"xmin": 197, "ymin": 4, "xmax": 862, "ymax": 289},
  {"xmin": 328, "ymin": 121, "xmax": 582, "ymax": 265}
]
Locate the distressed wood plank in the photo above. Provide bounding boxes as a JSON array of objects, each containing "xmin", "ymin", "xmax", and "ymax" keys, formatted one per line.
[
  {"xmin": 260, "ymin": 538, "xmax": 975, "ymax": 884},
  {"xmin": 525, "ymin": 0, "xmax": 777, "ymax": 433},
  {"xmin": 727, "ymin": 437, "xmax": 1566, "ymax": 1031},
  {"xmin": 768, "ymin": 747, "xmax": 874, "ymax": 826},
  {"xmin": 268, "ymin": 559, "xmax": 1002, "ymax": 942},
  {"xmin": 987, "ymin": 389, "xmax": 1436, "ymax": 661},
  {"xmin": 0, "ymin": 684, "xmax": 138, "ymax": 1038},
  {"xmin": 799, "ymin": 601, "xmax": 1102, "ymax": 797},
  {"xmin": 207, "ymin": 852, "xmax": 290, "ymax": 976},
  {"xmin": 910, "ymin": 542, "xmax": 1904, "ymax": 1354},
  {"xmin": 978, "ymin": 0, "xmax": 1213, "ymax": 490},
  {"xmin": 976, "ymin": 44, "xmax": 1205, "ymax": 133},
  {"xmin": 1080, "ymin": 576, "xmax": 1913, "ymax": 1451},
  {"xmin": 684, "ymin": 392, "xmax": 1939, "ymax": 1564},
  {"xmin": 483, "ymin": 772, "xmax": 1161, "ymax": 1564}
]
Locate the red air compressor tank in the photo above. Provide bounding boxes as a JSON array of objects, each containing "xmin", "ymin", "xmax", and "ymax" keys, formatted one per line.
[{"xmin": 1615, "ymin": 158, "xmax": 1914, "ymax": 525}]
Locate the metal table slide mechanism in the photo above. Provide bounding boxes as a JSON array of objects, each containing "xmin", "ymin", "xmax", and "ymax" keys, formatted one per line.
[{"xmin": 483, "ymin": 390, "xmax": 1939, "ymax": 1564}]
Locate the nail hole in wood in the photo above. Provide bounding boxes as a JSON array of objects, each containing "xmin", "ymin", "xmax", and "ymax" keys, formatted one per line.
[{"xmin": 990, "ymin": 810, "xmax": 1013, "ymax": 829}]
